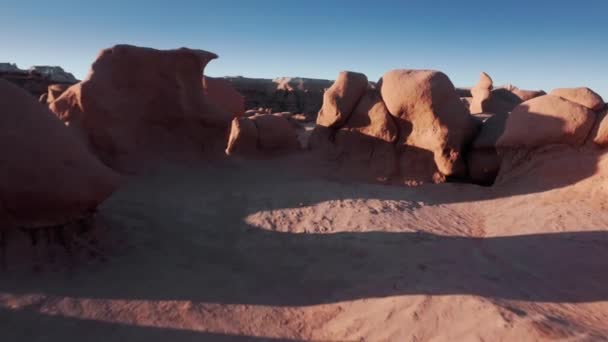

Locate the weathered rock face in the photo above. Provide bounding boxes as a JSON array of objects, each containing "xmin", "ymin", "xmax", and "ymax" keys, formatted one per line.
[
  {"xmin": 467, "ymin": 113, "xmax": 508, "ymax": 185},
  {"xmin": 469, "ymin": 72, "xmax": 545, "ymax": 115},
  {"xmin": 497, "ymin": 95, "xmax": 596, "ymax": 148},
  {"xmin": 203, "ymin": 76, "xmax": 245, "ymax": 117},
  {"xmin": 0, "ymin": 64, "xmax": 78, "ymax": 98},
  {"xmin": 0, "ymin": 79, "xmax": 121, "ymax": 227},
  {"xmin": 225, "ymin": 114, "xmax": 299, "ymax": 156},
  {"xmin": 316, "ymin": 71, "xmax": 369, "ymax": 128},
  {"xmin": 45, "ymin": 84, "xmax": 71, "ymax": 104},
  {"xmin": 549, "ymin": 87, "xmax": 605, "ymax": 112},
  {"xmin": 591, "ymin": 108, "xmax": 608, "ymax": 147},
  {"xmin": 225, "ymin": 76, "xmax": 333, "ymax": 118},
  {"xmin": 470, "ymin": 72, "xmax": 493, "ymax": 114},
  {"xmin": 50, "ymin": 45, "xmax": 233, "ymax": 173},
  {"xmin": 225, "ymin": 117, "xmax": 259, "ymax": 156},
  {"xmin": 380, "ymin": 69, "xmax": 476, "ymax": 178}
]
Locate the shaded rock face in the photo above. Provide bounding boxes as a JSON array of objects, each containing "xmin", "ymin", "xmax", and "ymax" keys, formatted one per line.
[
  {"xmin": 590, "ymin": 108, "xmax": 608, "ymax": 147},
  {"xmin": 497, "ymin": 95, "xmax": 596, "ymax": 148},
  {"xmin": 316, "ymin": 71, "xmax": 369, "ymax": 128},
  {"xmin": 40, "ymin": 84, "xmax": 71, "ymax": 104},
  {"xmin": 380, "ymin": 69, "xmax": 477, "ymax": 179},
  {"xmin": 225, "ymin": 114, "xmax": 299, "ymax": 156},
  {"xmin": 203, "ymin": 76, "xmax": 245, "ymax": 117},
  {"xmin": 0, "ymin": 64, "xmax": 78, "ymax": 98},
  {"xmin": 225, "ymin": 76, "xmax": 333, "ymax": 118},
  {"xmin": 50, "ymin": 45, "xmax": 233, "ymax": 173},
  {"xmin": 0, "ymin": 79, "xmax": 121, "ymax": 227},
  {"xmin": 467, "ymin": 113, "xmax": 508, "ymax": 185}
]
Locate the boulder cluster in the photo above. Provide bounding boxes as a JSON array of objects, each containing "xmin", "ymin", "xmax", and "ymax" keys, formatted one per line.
[{"xmin": 1, "ymin": 44, "xmax": 606, "ymax": 244}]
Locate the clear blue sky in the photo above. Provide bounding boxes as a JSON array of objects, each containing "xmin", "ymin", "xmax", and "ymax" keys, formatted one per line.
[{"xmin": 1, "ymin": 0, "xmax": 607, "ymax": 97}]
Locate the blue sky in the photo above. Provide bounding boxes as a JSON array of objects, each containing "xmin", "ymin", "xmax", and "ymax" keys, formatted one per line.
[{"xmin": 1, "ymin": 0, "xmax": 607, "ymax": 97}]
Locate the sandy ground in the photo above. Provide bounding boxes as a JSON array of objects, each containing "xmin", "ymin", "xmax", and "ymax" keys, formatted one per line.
[{"xmin": 2, "ymin": 151, "xmax": 608, "ymax": 341}]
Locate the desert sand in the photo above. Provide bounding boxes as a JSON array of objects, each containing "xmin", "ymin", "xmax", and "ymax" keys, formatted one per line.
[{"xmin": 1, "ymin": 150, "xmax": 608, "ymax": 341}]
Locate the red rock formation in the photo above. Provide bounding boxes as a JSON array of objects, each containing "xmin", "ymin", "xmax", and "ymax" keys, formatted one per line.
[
  {"xmin": 316, "ymin": 71, "xmax": 369, "ymax": 128},
  {"xmin": 225, "ymin": 114, "xmax": 299, "ymax": 156},
  {"xmin": 380, "ymin": 69, "xmax": 476, "ymax": 179},
  {"xmin": 549, "ymin": 87, "xmax": 605, "ymax": 111},
  {"xmin": 203, "ymin": 76, "xmax": 245, "ymax": 117},
  {"xmin": 0, "ymin": 79, "xmax": 121, "ymax": 228},
  {"xmin": 470, "ymin": 72, "xmax": 493, "ymax": 114},
  {"xmin": 497, "ymin": 95, "xmax": 596, "ymax": 148},
  {"xmin": 50, "ymin": 45, "xmax": 234, "ymax": 172}
]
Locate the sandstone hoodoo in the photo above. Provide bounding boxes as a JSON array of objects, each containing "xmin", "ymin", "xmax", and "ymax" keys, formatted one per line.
[
  {"xmin": 50, "ymin": 45, "xmax": 235, "ymax": 173},
  {"xmin": 0, "ymin": 79, "xmax": 121, "ymax": 231},
  {"xmin": 380, "ymin": 69, "xmax": 477, "ymax": 180},
  {"xmin": 310, "ymin": 69, "xmax": 477, "ymax": 184},
  {"xmin": 469, "ymin": 71, "xmax": 545, "ymax": 115},
  {"xmin": 470, "ymin": 72, "xmax": 493, "ymax": 114},
  {"xmin": 316, "ymin": 71, "xmax": 369, "ymax": 128}
]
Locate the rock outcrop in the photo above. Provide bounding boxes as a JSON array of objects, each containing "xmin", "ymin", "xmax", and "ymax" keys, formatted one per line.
[
  {"xmin": 470, "ymin": 72, "xmax": 493, "ymax": 114},
  {"xmin": 310, "ymin": 69, "xmax": 476, "ymax": 184},
  {"xmin": 50, "ymin": 45, "xmax": 234, "ymax": 173},
  {"xmin": 469, "ymin": 72, "xmax": 545, "ymax": 115},
  {"xmin": 467, "ymin": 113, "xmax": 508, "ymax": 185},
  {"xmin": 497, "ymin": 95, "xmax": 596, "ymax": 148},
  {"xmin": 225, "ymin": 114, "xmax": 299, "ymax": 156},
  {"xmin": 380, "ymin": 69, "xmax": 477, "ymax": 179},
  {"xmin": 549, "ymin": 87, "xmax": 605, "ymax": 111},
  {"xmin": 316, "ymin": 71, "xmax": 369, "ymax": 128},
  {"xmin": 203, "ymin": 76, "xmax": 245, "ymax": 117},
  {"xmin": 0, "ymin": 79, "xmax": 120, "ymax": 227}
]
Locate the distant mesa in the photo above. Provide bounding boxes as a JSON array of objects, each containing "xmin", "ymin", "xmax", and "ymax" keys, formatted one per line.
[{"xmin": 0, "ymin": 63, "xmax": 78, "ymax": 99}]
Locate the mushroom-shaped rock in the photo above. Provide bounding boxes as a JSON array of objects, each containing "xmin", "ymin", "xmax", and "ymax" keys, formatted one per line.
[
  {"xmin": 549, "ymin": 87, "xmax": 605, "ymax": 112},
  {"xmin": 470, "ymin": 72, "xmax": 493, "ymax": 114},
  {"xmin": 50, "ymin": 45, "xmax": 232, "ymax": 173},
  {"xmin": 497, "ymin": 95, "xmax": 596, "ymax": 148},
  {"xmin": 0, "ymin": 79, "xmax": 121, "ymax": 227},
  {"xmin": 380, "ymin": 69, "xmax": 476, "ymax": 178},
  {"xmin": 316, "ymin": 71, "xmax": 368, "ymax": 128},
  {"xmin": 203, "ymin": 76, "xmax": 245, "ymax": 117}
]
